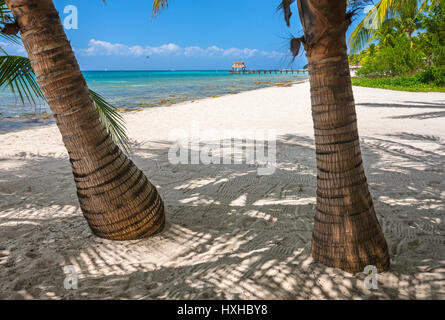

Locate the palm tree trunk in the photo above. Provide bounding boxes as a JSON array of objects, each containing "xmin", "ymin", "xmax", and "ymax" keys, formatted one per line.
[
  {"xmin": 297, "ymin": 0, "xmax": 390, "ymax": 273},
  {"xmin": 6, "ymin": 0, "xmax": 165, "ymax": 240}
]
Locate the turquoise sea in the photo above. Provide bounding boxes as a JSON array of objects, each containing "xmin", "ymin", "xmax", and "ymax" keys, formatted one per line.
[{"xmin": 0, "ymin": 70, "xmax": 308, "ymax": 132}]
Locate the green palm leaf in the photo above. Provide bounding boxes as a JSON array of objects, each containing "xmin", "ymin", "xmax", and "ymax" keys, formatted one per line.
[
  {"xmin": 89, "ymin": 89, "xmax": 131, "ymax": 155},
  {"xmin": 0, "ymin": 55, "xmax": 131, "ymax": 154},
  {"xmin": 1, "ymin": 0, "xmax": 131, "ymax": 152},
  {"xmin": 349, "ymin": 18, "xmax": 373, "ymax": 55},
  {"xmin": 0, "ymin": 54, "xmax": 44, "ymax": 104},
  {"xmin": 0, "ymin": 0, "xmax": 20, "ymax": 44},
  {"xmin": 348, "ymin": 0, "xmax": 440, "ymax": 53},
  {"xmin": 0, "ymin": 54, "xmax": 131, "ymax": 153},
  {"xmin": 153, "ymin": 0, "xmax": 168, "ymax": 15},
  {"xmin": 102, "ymin": 0, "xmax": 168, "ymax": 16}
]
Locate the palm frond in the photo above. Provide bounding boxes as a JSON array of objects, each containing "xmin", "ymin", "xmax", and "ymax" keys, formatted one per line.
[
  {"xmin": 153, "ymin": 0, "xmax": 168, "ymax": 16},
  {"xmin": 101, "ymin": 0, "xmax": 168, "ymax": 18},
  {"xmin": 348, "ymin": 16, "xmax": 374, "ymax": 53},
  {"xmin": 374, "ymin": 0, "xmax": 398, "ymax": 25},
  {"xmin": 0, "ymin": 0, "xmax": 9, "ymax": 21},
  {"xmin": 1, "ymin": 0, "xmax": 131, "ymax": 153},
  {"xmin": 418, "ymin": 0, "xmax": 440, "ymax": 13},
  {"xmin": 0, "ymin": 53, "xmax": 131, "ymax": 152},
  {"xmin": 348, "ymin": 0, "xmax": 430, "ymax": 53},
  {"xmin": 0, "ymin": 0, "xmax": 21, "ymax": 44},
  {"xmin": 89, "ymin": 89, "xmax": 131, "ymax": 155},
  {"xmin": 277, "ymin": 0, "xmax": 295, "ymax": 27},
  {"xmin": 0, "ymin": 54, "xmax": 44, "ymax": 104},
  {"xmin": 367, "ymin": 0, "xmax": 427, "ymax": 28}
]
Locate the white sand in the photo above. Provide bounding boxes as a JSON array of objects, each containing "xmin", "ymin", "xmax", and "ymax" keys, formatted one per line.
[{"xmin": 0, "ymin": 82, "xmax": 444, "ymax": 299}]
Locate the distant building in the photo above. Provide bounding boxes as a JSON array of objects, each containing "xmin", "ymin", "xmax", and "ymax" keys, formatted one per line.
[
  {"xmin": 232, "ymin": 61, "xmax": 246, "ymax": 71},
  {"xmin": 349, "ymin": 65, "xmax": 360, "ymax": 77}
]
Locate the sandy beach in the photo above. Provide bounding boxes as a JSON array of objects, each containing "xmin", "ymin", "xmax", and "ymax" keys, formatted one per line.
[{"xmin": 0, "ymin": 81, "xmax": 444, "ymax": 299}]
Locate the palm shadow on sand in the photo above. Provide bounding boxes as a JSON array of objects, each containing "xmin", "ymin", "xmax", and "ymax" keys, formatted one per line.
[{"xmin": 0, "ymin": 132, "xmax": 443, "ymax": 299}]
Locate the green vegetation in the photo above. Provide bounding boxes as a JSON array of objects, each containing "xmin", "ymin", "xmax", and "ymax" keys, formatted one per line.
[
  {"xmin": 348, "ymin": 0, "xmax": 444, "ymax": 91},
  {"xmin": 352, "ymin": 74, "xmax": 445, "ymax": 92}
]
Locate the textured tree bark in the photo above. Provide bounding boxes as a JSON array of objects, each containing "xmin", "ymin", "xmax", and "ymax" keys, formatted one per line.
[
  {"xmin": 6, "ymin": 0, "xmax": 165, "ymax": 240},
  {"xmin": 297, "ymin": 0, "xmax": 390, "ymax": 273}
]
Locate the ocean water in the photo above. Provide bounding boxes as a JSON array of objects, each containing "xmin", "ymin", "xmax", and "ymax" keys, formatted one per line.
[{"xmin": 0, "ymin": 70, "xmax": 308, "ymax": 132}]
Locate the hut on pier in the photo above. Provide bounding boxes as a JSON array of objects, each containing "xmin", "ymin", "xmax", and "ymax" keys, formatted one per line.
[{"xmin": 232, "ymin": 61, "xmax": 246, "ymax": 71}]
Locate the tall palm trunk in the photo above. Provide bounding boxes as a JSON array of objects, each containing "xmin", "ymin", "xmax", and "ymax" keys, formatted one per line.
[
  {"xmin": 297, "ymin": 0, "xmax": 390, "ymax": 273},
  {"xmin": 6, "ymin": 0, "xmax": 165, "ymax": 240}
]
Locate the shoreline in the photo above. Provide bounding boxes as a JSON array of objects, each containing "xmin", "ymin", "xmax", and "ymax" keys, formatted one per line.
[
  {"xmin": 3, "ymin": 78, "xmax": 444, "ymax": 135},
  {"xmin": 0, "ymin": 79, "xmax": 308, "ymax": 135}
]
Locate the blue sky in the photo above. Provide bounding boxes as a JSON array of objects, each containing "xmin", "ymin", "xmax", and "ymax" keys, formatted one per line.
[{"xmin": 3, "ymin": 0, "xmax": 367, "ymax": 71}]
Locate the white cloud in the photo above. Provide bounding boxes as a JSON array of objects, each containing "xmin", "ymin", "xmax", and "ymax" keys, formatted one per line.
[
  {"xmin": 78, "ymin": 39, "xmax": 283, "ymax": 59},
  {"xmin": 184, "ymin": 46, "xmax": 204, "ymax": 57},
  {"xmin": 79, "ymin": 39, "xmax": 172, "ymax": 56},
  {"xmin": 0, "ymin": 41, "xmax": 26, "ymax": 54},
  {"xmin": 260, "ymin": 50, "xmax": 283, "ymax": 58},
  {"xmin": 151, "ymin": 43, "xmax": 181, "ymax": 55},
  {"xmin": 221, "ymin": 47, "xmax": 259, "ymax": 58}
]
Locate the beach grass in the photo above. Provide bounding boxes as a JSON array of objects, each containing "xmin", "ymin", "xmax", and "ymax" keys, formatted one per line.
[{"xmin": 352, "ymin": 76, "xmax": 445, "ymax": 92}]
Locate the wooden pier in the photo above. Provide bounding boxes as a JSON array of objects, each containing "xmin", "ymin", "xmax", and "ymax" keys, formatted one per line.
[{"xmin": 228, "ymin": 69, "xmax": 308, "ymax": 75}]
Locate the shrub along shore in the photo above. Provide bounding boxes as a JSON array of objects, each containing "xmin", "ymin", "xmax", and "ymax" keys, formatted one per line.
[
  {"xmin": 352, "ymin": 71, "xmax": 445, "ymax": 92},
  {"xmin": 349, "ymin": 1, "xmax": 444, "ymax": 93}
]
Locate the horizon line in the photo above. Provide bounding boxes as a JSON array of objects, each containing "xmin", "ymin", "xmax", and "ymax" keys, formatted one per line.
[
  {"xmin": 81, "ymin": 68, "xmax": 306, "ymax": 72},
  {"xmin": 81, "ymin": 69, "xmax": 229, "ymax": 72}
]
